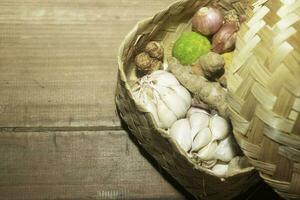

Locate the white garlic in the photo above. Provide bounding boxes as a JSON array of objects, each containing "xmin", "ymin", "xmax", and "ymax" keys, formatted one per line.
[
  {"xmin": 196, "ymin": 141, "xmax": 218, "ymax": 161},
  {"xmin": 192, "ymin": 127, "xmax": 212, "ymax": 152},
  {"xmin": 209, "ymin": 115, "xmax": 229, "ymax": 141},
  {"xmin": 132, "ymin": 70, "xmax": 191, "ymax": 129},
  {"xmin": 154, "ymin": 85, "xmax": 188, "ymax": 118},
  {"xmin": 156, "ymin": 97, "xmax": 178, "ymax": 129},
  {"xmin": 169, "ymin": 85, "xmax": 192, "ymax": 107},
  {"xmin": 214, "ymin": 135, "xmax": 238, "ymax": 162},
  {"xmin": 150, "ymin": 70, "xmax": 179, "ymax": 86},
  {"xmin": 170, "ymin": 119, "xmax": 192, "ymax": 152},
  {"xmin": 189, "ymin": 112, "xmax": 210, "ymax": 139},
  {"xmin": 187, "ymin": 107, "xmax": 209, "ymax": 118},
  {"xmin": 211, "ymin": 162, "xmax": 228, "ymax": 178},
  {"xmin": 142, "ymin": 94, "xmax": 163, "ymax": 127}
]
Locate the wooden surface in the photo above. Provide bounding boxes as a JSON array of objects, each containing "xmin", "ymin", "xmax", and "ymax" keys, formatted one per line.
[
  {"xmin": 0, "ymin": 0, "xmax": 283, "ymax": 200},
  {"xmin": 0, "ymin": 0, "xmax": 187, "ymax": 199},
  {"xmin": 0, "ymin": 131, "xmax": 186, "ymax": 200}
]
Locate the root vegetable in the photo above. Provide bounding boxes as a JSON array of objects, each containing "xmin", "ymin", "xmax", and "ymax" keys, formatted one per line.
[
  {"xmin": 212, "ymin": 22, "xmax": 239, "ymax": 54},
  {"xmin": 193, "ymin": 52, "xmax": 225, "ymax": 80},
  {"xmin": 168, "ymin": 57, "xmax": 228, "ymax": 118}
]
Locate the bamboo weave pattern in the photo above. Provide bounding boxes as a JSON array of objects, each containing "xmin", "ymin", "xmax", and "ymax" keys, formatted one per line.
[{"xmin": 227, "ymin": 0, "xmax": 300, "ymax": 199}]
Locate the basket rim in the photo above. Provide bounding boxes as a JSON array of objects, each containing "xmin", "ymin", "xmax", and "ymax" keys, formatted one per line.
[{"xmin": 117, "ymin": 0, "xmax": 256, "ymax": 180}]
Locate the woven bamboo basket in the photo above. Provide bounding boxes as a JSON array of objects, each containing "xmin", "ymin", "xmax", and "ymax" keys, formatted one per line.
[
  {"xmin": 116, "ymin": 0, "xmax": 260, "ymax": 199},
  {"xmin": 227, "ymin": 0, "xmax": 300, "ymax": 199}
]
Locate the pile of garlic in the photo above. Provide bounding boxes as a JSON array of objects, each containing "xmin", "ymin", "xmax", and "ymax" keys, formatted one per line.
[
  {"xmin": 131, "ymin": 70, "xmax": 243, "ymax": 178},
  {"xmin": 170, "ymin": 107, "xmax": 239, "ymax": 178},
  {"xmin": 132, "ymin": 70, "xmax": 192, "ymax": 129}
]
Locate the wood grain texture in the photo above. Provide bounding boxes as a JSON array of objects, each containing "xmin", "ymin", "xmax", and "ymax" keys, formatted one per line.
[
  {"xmin": 0, "ymin": 1, "xmax": 186, "ymax": 199},
  {"xmin": 0, "ymin": 130, "xmax": 185, "ymax": 200},
  {"xmin": 0, "ymin": 0, "xmax": 174, "ymax": 128}
]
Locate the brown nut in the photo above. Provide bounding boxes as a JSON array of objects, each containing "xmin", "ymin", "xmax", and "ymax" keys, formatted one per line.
[
  {"xmin": 135, "ymin": 52, "xmax": 162, "ymax": 73},
  {"xmin": 145, "ymin": 41, "xmax": 164, "ymax": 60},
  {"xmin": 135, "ymin": 52, "xmax": 152, "ymax": 71},
  {"xmin": 150, "ymin": 59, "xmax": 162, "ymax": 71}
]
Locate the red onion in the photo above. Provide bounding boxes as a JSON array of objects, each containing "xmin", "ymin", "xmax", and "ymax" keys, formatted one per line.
[
  {"xmin": 212, "ymin": 22, "xmax": 240, "ymax": 54},
  {"xmin": 192, "ymin": 7, "xmax": 224, "ymax": 36}
]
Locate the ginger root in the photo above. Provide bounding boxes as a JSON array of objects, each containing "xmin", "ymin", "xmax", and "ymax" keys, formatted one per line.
[
  {"xmin": 168, "ymin": 57, "xmax": 228, "ymax": 118},
  {"xmin": 193, "ymin": 52, "xmax": 225, "ymax": 81}
]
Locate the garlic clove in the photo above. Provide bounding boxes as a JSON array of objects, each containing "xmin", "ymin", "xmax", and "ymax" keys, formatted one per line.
[
  {"xmin": 201, "ymin": 159, "xmax": 217, "ymax": 169},
  {"xmin": 156, "ymin": 97, "xmax": 177, "ymax": 129},
  {"xmin": 209, "ymin": 114, "xmax": 229, "ymax": 141},
  {"xmin": 196, "ymin": 141, "xmax": 218, "ymax": 161},
  {"xmin": 187, "ymin": 107, "xmax": 209, "ymax": 118},
  {"xmin": 189, "ymin": 112, "xmax": 210, "ymax": 139},
  {"xmin": 154, "ymin": 86, "xmax": 188, "ymax": 118},
  {"xmin": 144, "ymin": 98, "xmax": 163, "ymax": 128},
  {"xmin": 169, "ymin": 85, "xmax": 192, "ymax": 108},
  {"xmin": 192, "ymin": 127, "xmax": 212, "ymax": 152},
  {"xmin": 170, "ymin": 119, "xmax": 192, "ymax": 152},
  {"xmin": 151, "ymin": 70, "xmax": 179, "ymax": 86},
  {"xmin": 215, "ymin": 136, "xmax": 238, "ymax": 162},
  {"xmin": 211, "ymin": 162, "xmax": 228, "ymax": 178}
]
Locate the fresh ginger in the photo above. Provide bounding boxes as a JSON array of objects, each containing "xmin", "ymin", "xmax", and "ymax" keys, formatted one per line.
[
  {"xmin": 168, "ymin": 57, "xmax": 228, "ymax": 118},
  {"xmin": 192, "ymin": 52, "xmax": 227, "ymax": 87}
]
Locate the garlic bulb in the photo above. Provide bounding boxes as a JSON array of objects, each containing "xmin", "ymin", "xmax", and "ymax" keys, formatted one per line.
[
  {"xmin": 187, "ymin": 107, "xmax": 209, "ymax": 118},
  {"xmin": 170, "ymin": 119, "xmax": 192, "ymax": 152},
  {"xmin": 209, "ymin": 114, "xmax": 229, "ymax": 141},
  {"xmin": 214, "ymin": 136, "xmax": 238, "ymax": 162},
  {"xmin": 132, "ymin": 70, "xmax": 192, "ymax": 128},
  {"xmin": 192, "ymin": 127, "xmax": 211, "ymax": 152},
  {"xmin": 211, "ymin": 162, "xmax": 228, "ymax": 178},
  {"xmin": 196, "ymin": 141, "xmax": 218, "ymax": 161},
  {"xmin": 189, "ymin": 111, "xmax": 210, "ymax": 139}
]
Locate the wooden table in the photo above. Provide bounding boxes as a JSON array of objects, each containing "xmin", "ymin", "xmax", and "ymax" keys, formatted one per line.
[
  {"xmin": 0, "ymin": 0, "xmax": 187, "ymax": 199},
  {"xmin": 0, "ymin": 1, "xmax": 283, "ymax": 199}
]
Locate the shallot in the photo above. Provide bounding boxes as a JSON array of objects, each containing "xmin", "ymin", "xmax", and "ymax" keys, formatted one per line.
[
  {"xmin": 192, "ymin": 7, "xmax": 224, "ymax": 36},
  {"xmin": 212, "ymin": 22, "xmax": 239, "ymax": 54}
]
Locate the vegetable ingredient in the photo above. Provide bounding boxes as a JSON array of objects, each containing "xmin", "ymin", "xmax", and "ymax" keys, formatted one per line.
[
  {"xmin": 212, "ymin": 22, "xmax": 239, "ymax": 54},
  {"xmin": 192, "ymin": 7, "xmax": 224, "ymax": 36},
  {"xmin": 211, "ymin": 162, "xmax": 228, "ymax": 178},
  {"xmin": 187, "ymin": 107, "xmax": 209, "ymax": 118},
  {"xmin": 170, "ymin": 119, "xmax": 192, "ymax": 152},
  {"xmin": 215, "ymin": 136, "xmax": 238, "ymax": 162},
  {"xmin": 170, "ymin": 107, "xmax": 239, "ymax": 177},
  {"xmin": 134, "ymin": 41, "xmax": 164, "ymax": 73},
  {"xmin": 145, "ymin": 41, "xmax": 164, "ymax": 60},
  {"xmin": 192, "ymin": 52, "xmax": 225, "ymax": 80},
  {"xmin": 189, "ymin": 112, "xmax": 210, "ymax": 139},
  {"xmin": 209, "ymin": 114, "xmax": 229, "ymax": 141},
  {"xmin": 172, "ymin": 32, "xmax": 211, "ymax": 65},
  {"xmin": 168, "ymin": 57, "xmax": 228, "ymax": 118},
  {"xmin": 196, "ymin": 141, "xmax": 218, "ymax": 161},
  {"xmin": 192, "ymin": 127, "xmax": 212, "ymax": 152},
  {"xmin": 135, "ymin": 52, "xmax": 162, "ymax": 73},
  {"xmin": 132, "ymin": 70, "xmax": 191, "ymax": 129}
]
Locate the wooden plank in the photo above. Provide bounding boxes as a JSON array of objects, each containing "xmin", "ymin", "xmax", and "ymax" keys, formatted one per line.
[
  {"xmin": 0, "ymin": 130, "xmax": 185, "ymax": 200},
  {"xmin": 0, "ymin": 0, "xmax": 174, "ymax": 128}
]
